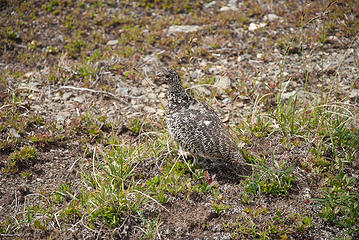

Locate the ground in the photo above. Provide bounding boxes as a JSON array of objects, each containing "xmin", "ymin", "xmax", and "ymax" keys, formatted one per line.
[{"xmin": 0, "ymin": 0, "xmax": 359, "ymax": 239}]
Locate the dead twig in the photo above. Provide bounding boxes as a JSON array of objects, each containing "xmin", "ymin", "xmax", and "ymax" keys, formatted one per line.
[{"xmin": 55, "ymin": 86, "xmax": 145, "ymax": 103}]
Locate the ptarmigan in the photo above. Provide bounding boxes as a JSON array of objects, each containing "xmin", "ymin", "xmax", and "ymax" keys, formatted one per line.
[{"xmin": 160, "ymin": 68, "xmax": 243, "ymax": 164}]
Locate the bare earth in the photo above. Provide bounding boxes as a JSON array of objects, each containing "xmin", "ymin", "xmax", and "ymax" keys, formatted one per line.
[{"xmin": 1, "ymin": 0, "xmax": 358, "ymax": 239}]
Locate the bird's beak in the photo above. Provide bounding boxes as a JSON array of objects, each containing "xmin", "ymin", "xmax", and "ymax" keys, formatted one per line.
[
  {"xmin": 155, "ymin": 70, "xmax": 165, "ymax": 78},
  {"xmin": 154, "ymin": 71, "xmax": 163, "ymax": 82}
]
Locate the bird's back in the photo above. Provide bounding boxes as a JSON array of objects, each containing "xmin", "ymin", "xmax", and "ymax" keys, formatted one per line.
[{"xmin": 167, "ymin": 93, "xmax": 241, "ymax": 162}]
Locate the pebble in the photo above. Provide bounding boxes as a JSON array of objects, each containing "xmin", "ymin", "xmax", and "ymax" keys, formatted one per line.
[
  {"xmin": 62, "ymin": 92, "xmax": 73, "ymax": 100},
  {"xmin": 106, "ymin": 40, "xmax": 118, "ymax": 45},
  {"xmin": 168, "ymin": 25, "xmax": 201, "ymax": 34},
  {"xmin": 158, "ymin": 92, "xmax": 166, "ymax": 99},
  {"xmin": 220, "ymin": 0, "xmax": 238, "ymax": 12},
  {"xmin": 281, "ymin": 91, "xmax": 296, "ymax": 99},
  {"xmin": 143, "ymin": 106, "xmax": 156, "ymax": 114},
  {"xmin": 263, "ymin": 14, "xmax": 280, "ymax": 22},
  {"xmin": 349, "ymin": 89, "xmax": 359, "ymax": 98},
  {"xmin": 148, "ymin": 92, "xmax": 156, "ymax": 99},
  {"xmin": 157, "ymin": 109, "xmax": 164, "ymax": 116},
  {"xmin": 203, "ymin": 1, "xmax": 216, "ymax": 9},
  {"xmin": 132, "ymin": 104, "xmax": 144, "ymax": 111},
  {"xmin": 191, "ymin": 69, "xmax": 202, "ymax": 79},
  {"xmin": 116, "ymin": 87, "xmax": 129, "ymax": 96},
  {"xmin": 223, "ymin": 98, "xmax": 232, "ymax": 105},
  {"xmin": 195, "ymin": 86, "xmax": 211, "ymax": 96},
  {"xmin": 208, "ymin": 66, "xmax": 224, "ymax": 74},
  {"xmin": 219, "ymin": 6, "xmax": 238, "ymax": 12},
  {"xmin": 9, "ymin": 128, "xmax": 21, "ymax": 138},
  {"xmin": 248, "ymin": 22, "xmax": 266, "ymax": 31},
  {"xmin": 56, "ymin": 111, "xmax": 70, "ymax": 122},
  {"xmin": 199, "ymin": 59, "xmax": 208, "ymax": 67},
  {"xmin": 214, "ymin": 76, "xmax": 231, "ymax": 91},
  {"xmin": 143, "ymin": 54, "xmax": 159, "ymax": 64},
  {"xmin": 73, "ymin": 96, "xmax": 85, "ymax": 103},
  {"xmin": 130, "ymin": 87, "xmax": 142, "ymax": 96}
]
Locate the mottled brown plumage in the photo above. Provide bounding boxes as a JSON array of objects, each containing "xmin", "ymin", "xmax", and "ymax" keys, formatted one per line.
[{"xmin": 161, "ymin": 68, "xmax": 243, "ymax": 164}]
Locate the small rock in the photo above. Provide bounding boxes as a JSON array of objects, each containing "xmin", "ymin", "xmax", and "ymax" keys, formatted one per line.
[
  {"xmin": 62, "ymin": 92, "xmax": 73, "ymax": 100},
  {"xmin": 281, "ymin": 91, "xmax": 296, "ymax": 99},
  {"xmin": 204, "ymin": 1, "xmax": 216, "ymax": 9},
  {"xmin": 219, "ymin": 58, "xmax": 228, "ymax": 65},
  {"xmin": 214, "ymin": 76, "xmax": 231, "ymax": 91},
  {"xmin": 219, "ymin": 6, "xmax": 238, "ymax": 11},
  {"xmin": 24, "ymin": 72, "xmax": 34, "ymax": 78},
  {"xmin": 158, "ymin": 92, "xmax": 166, "ymax": 99},
  {"xmin": 263, "ymin": 14, "xmax": 280, "ymax": 22},
  {"xmin": 148, "ymin": 93, "xmax": 156, "ymax": 99},
  {"xmin": 143, "ymin": 106, "xmax": 156, "ymax": 114},
  {"xmin": 28, "ymin": 81, "xmax": 40, "ymax": 88},
  {"xmin": 220, "ymin": 0, "xmax": 238, "ymax": 12},
  {"xmin": 132, "ymin": 104, "xmax": 144, "ymax": 111},
  {"xmin": 326, "ymin": 35, "xmax": 340, "ymax": 44},
  {"xmin": 154, "ymin": 88, "xmax": 162, "ymax": 93},
  {"xmin": 195, "ymin": 86, "xmax": 211, "ymax": 96},
  {"xmin": 223, "ymin": 98, "xmax": 232, "ymax": 104},
  {"xmin": 9, "ymin": 128, "xmax": 21, "ymax": 138},
  {"xmin": 303, "ymin": 187, "xmax": 311, "ymax": 200},
  {"xmin": 168, "ymin": 25, "xmax": 201, "ymax": 34},
  {"xmin": 350, "ymin": 89, "xmax": 359, "ymax": 98},
  {"xmin": 234, "ymin": 101, "xmax": 244, "ymax": 108},
  {"xmin": 107, "ymin": 39, "xmax": 118, "ymax": 46},
  {"xmin": 199, "ymin": 59, "xmax": 208, "ymax": 67},
  {"xmin": 28, "ymin": 94, "xmax": 36, "ymax": 100},
  {"xmin": 116, "ymin": 87, "xmax": 129, "ymax": 96},
  {"xmin": 53, "ymin": 93, "xmax": 61, "ymax": 101},
  {"xmin": 130, "ymin": 87, "xmax": 142, "ymax": 96},
  {"xmin": 157, "ymin": 109, "xmax": 164, "ymax": 116},
  {"xmin": 73, "ymin": 96, "xmax": 85, "ymax": 103},
  {"xmin": 142, "ymin": 54, "xmax": 159, "ymax": 64},
  {"xmin": 208, "ymin": 66, "xmax": 223, "ymax": 74},
  {"xmin": 190, "ymin": 69, "xmax": 202, "ymax": 79},
  {"xmin": 248, "ymin": 22, "xmax": 266, "ymax": 31},
  {"xmin": 222, "ymin": 114, "xmax": 230, "ymax": 123},
  {"xmin": 56, "ymin": 111, "xmax": 70, "ymax": 122},
  {"xmin": 256, "ymin": 53, "xmax": 263, "ymax": 59}
]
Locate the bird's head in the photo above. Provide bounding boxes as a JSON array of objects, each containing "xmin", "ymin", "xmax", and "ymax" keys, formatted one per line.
[{"xmin": 157, "ymin": 68, "xmax": 182, "ymax": 87}]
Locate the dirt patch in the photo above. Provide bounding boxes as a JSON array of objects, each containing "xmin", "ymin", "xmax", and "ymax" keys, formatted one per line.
[{"xmin": 1, "ymin": 0, "xmax": 359, "ymax": 239}]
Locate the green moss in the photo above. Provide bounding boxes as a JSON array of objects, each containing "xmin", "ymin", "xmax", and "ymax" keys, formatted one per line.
[{"xmin": 10, "ymin": 145, "xmax": 37, "ymax": 162}]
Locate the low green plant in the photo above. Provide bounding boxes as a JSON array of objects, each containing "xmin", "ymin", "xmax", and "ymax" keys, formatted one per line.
[
  {"xmin": 140, "ymin": 214, "xmax": 162, "ymax": 240},
  {"xmin": 52, "ymin": 183, "xmax": 73, "ymax": 204},
  {"xmin": 146, "ymin": 162, "xmax": 188, "ymax": 203},
  {"xmin": 212, "ymin": 201, "xmax": 230, "ymax": 214},
  {"xmin": 64, "ymin": 39, "xmax": 87, "ymax": 58},
  {"xmin": 83, "ymin": 143, "xmax": 142, "ymax": 227},
  {"xmin": 138, "ymin": 0, "xmax": 198, "ymax": 13},
  {"xmin": 244, "ymin": 156, "xmax": 296, "ymax": 198},
  {"xmin": 313, "ymin": 171, "xmax": 359, "ymax": 235},
  {"xmin": 10, "ymin": 146, "xmax": 37, "ymax": 161},
  {"xmin": 5, "ymin": 146, "xmax": 37, "ymax": 172},
  {"xmin": 128, "ymin": 117, "xmax": 156, "ymax": 135},
  {"xmin": 224, "ymin": 207, "xmax": 312, "ymax": 239},
  {"xmin": 5, "ymin": 26, "xmax": 17, "ymax": 40}
]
